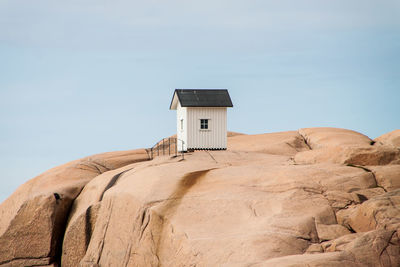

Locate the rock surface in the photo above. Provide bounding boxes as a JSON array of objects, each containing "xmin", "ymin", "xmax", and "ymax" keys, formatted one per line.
[
  {"xmin": 228, "ymin": 131, "xmax": 309, "ymax": 156},
  {"xmin": 0, "ymin": 149, "xmax": 149, "ymax": 266},
  {"xmin": 375, "ymin": 129, "xmax": 400, "ymax": 147},
  {"xmin": 0, "ymin": 127, "xmax": 399, "ymax": 266},
  {"xmin": 295, "ymin": 127, "xmax": 400, "ymax": 165}
]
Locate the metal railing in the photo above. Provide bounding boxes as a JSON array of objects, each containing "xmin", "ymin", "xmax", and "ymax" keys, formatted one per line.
[{"xmin": 147, "ymin": 137, "xmax": 185, "ymax": 160}]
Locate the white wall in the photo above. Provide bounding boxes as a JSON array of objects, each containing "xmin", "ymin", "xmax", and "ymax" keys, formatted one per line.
[
  {"xmin": 176, "ymin": 102, "xmax": 187, "ymax": 151},
  {"xmin": 186, "ymin": 107, "xmax": 227, "ymax": 149}
]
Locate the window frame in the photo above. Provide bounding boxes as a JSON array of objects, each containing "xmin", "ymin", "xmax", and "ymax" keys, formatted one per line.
[{"xmin": 200, "ymin": 119, "xmax": 209, "ymax": 130}]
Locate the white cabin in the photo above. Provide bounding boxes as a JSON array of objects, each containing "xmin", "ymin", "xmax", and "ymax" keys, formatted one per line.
[{"xmin": 170, "ymin": 89, "xmax": 233, "ymax": 152}]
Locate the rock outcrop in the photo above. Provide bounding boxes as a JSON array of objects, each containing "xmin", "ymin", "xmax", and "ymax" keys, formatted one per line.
[
  {"xmin": 0, "ymin": 127, "xmax": 399, "ymax": 266},
  {"xmin": 295, "ymin": 127, "xmax": 400, "ymax": 165},
  {"xmin": 375, "ymin": 129, "xmax": 400, "ymax": 148},
  {"xmin": 0, "ymin": 149, "xmax": 149, "ymax": 266}
]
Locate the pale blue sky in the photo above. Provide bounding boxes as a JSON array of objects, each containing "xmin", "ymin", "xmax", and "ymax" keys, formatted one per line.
[{"xmin": 1, "ymin": 0, "xmax": 399, "ymax": 202}]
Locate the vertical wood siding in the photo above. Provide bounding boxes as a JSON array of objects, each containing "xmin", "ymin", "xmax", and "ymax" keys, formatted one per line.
[{"xmin": 186, "ymin": 107, "xmax": 227, "ymax": 149}]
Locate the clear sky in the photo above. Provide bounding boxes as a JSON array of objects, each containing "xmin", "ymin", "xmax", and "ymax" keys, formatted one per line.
[{"xmin": 1, "ymin": 0, "xmax": 399, "ymax": 202}]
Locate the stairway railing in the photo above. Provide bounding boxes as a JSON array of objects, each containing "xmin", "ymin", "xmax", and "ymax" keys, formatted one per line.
[{"xmin": 147, "ymin": 137, "xmax": 185, "ymax": 160}]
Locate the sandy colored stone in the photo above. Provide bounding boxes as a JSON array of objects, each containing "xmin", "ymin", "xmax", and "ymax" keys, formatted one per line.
[
  {"xmin": 0, "ymin": 149, "xmax": 149, "ymax": 266},
  {"xmin": 320, "ymin": 232, "xmax": 362, "ymax": 252},
  {"xmin": 351, "ymin": 187, "xmax": 386, "ymax": 200},
  {"xmin": 316, "ymin": 224, "xmax": 351, "ymax": 241},
  {"xmin": 78, "ymin": 153, "xmax": 320, "ymax": 266},
  {"xmin": 61, "ymin": 203, "xmax": 100, "ymax": 267},
  {"xmin": 0, "ymin": 149, "xmax": 149, "ymax": 236},
  {"xmin": 79, "ymin": 154, "xmax": 380, "ymax": 266},
  {"xmin": 369, "ymin": 165, "xmax": 400, "ymax": 192},
  {"xmin": 295, "ymin": 128, "xmax": 400, "ymax": 166},
  {"xmin": 323, "ymin": 230, "xmax": 400, "ymax": 265},
  {"xmin": 2, "ymin": 128, "xmax": 400, "ymax": 266},
  {"xmin": 305, "ymin": 243, "xmax": 324, "ymax": 254},
  {"xmin": 346, "ymin": 229, "xmax": 400, "ymax": 266},
  {"xmin": 338, "ymin": 189, "xmax": 400, "ymax": 233},
  {"xmin": 295, "ymin": 145, "xmax": 400, "ymax": 165},
  {"xmin": 228, "ymin": 131, "xmax": 309, "ymax": 156},
  {"xmin": 0, "ymin": 194, "xmax": 67, "ymax": 266},
  {"xmin": 227, "ymin": 131, "xmax": 245, "ymax": 137},
  {"xmin": 322, "ymin": 191, "xmax": 361, "ymax": 211},
  {"xmin": 0, "ymin": 257, "xmax": 52, "ymax": 267},
  {"xmin": 324, "ymin": 188, "xmax": 385, "ymax": 212},
  {"xmin": 298, "ymin": 127, "xmax": 373, "ymax": 149},
  {"xmin": 258, "ymin": 230, "xmax": 399, "ymax": 267},
  {"xmin": 252, "ymin": 252, "xmax": 354, "ymax": 267},
  {"xmin": 61, "ymin": 165, "xmax": 138, "ymax": 267},
  {"xmin": 375, "ymin": 129, "xmax": 400, "ymax": 147}
]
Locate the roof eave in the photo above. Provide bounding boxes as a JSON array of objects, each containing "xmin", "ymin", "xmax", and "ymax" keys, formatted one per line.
[
  {"xmin": 181, "ymin": 105, "xmax": 233, "ymax": 108},
  {"xmin": 169, "ymin": 90, "xmax": 179, "ymax": 110}
]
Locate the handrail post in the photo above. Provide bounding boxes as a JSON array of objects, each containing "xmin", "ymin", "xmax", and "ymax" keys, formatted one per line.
[
  {"xmin": 150, "ymin": 138, "xmax": 187, "ymax": 161},
  {"xmin": 182, "ymin": 140, "xmax": 184, "ymax": 160}
]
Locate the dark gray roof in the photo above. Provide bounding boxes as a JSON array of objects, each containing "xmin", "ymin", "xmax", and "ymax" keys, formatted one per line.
[{"xmin": 171, "ymin": 89, "xmax": 233, "ymax": 108}]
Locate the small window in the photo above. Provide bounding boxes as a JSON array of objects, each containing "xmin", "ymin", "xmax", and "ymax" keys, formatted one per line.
[
  {"xmin": 180, "ymin": 119, "xmax": 183, "ymax": 131},
  {"xmin": 200, "ymin": 119, "xmax": 208, "ymax": 129}
]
